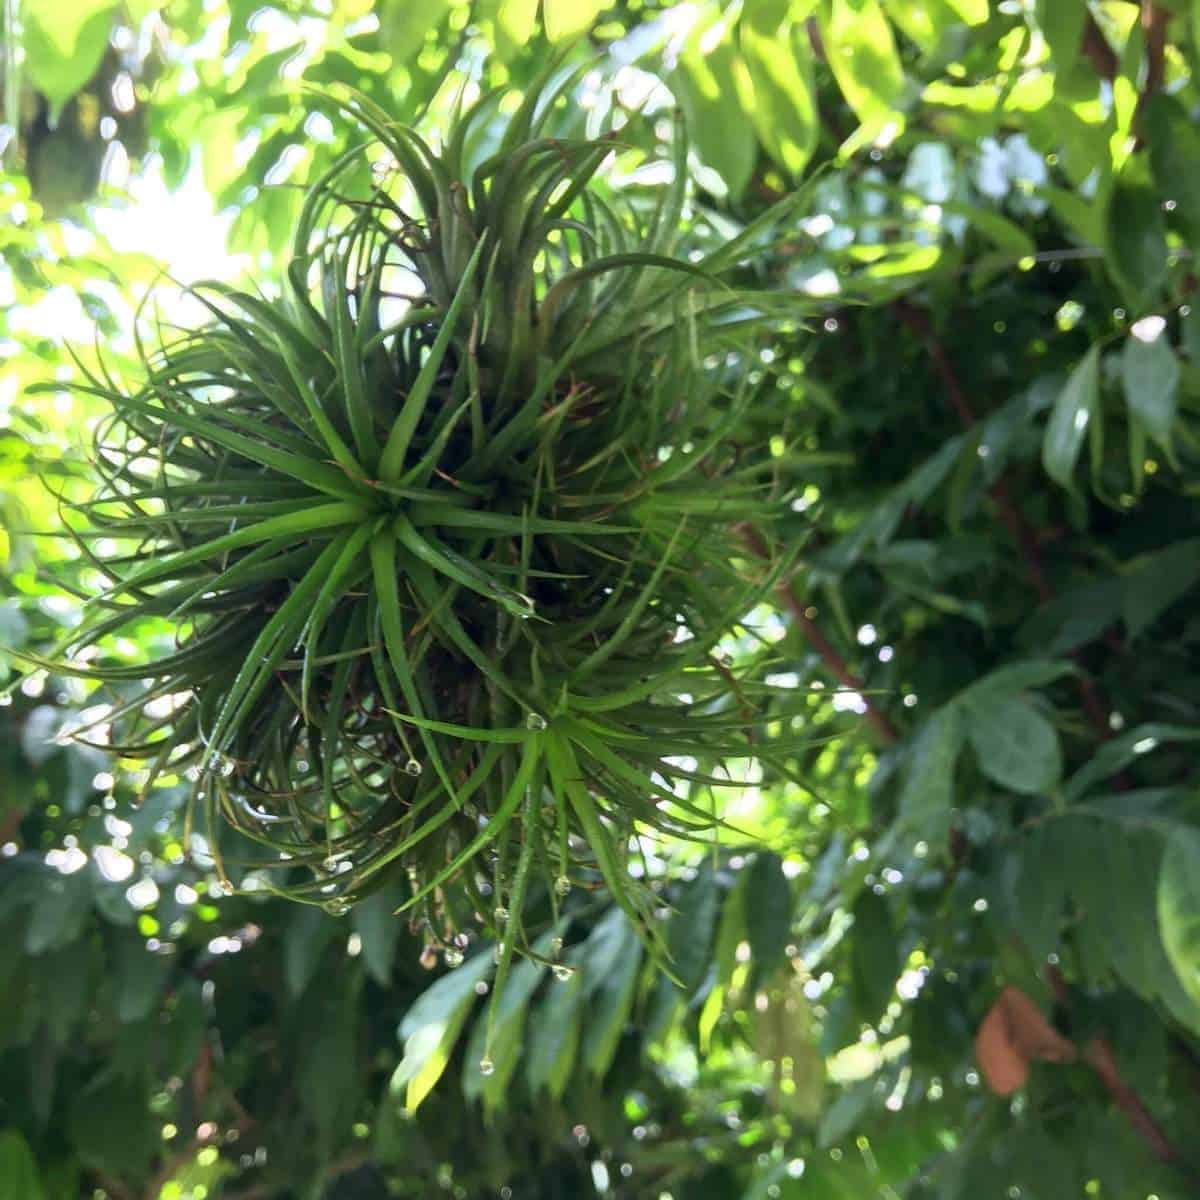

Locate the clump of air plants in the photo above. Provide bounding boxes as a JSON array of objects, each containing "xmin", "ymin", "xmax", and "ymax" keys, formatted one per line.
[{"xmin": 40, "ymin": 76, "xmax": 805, "ymax": 1001}]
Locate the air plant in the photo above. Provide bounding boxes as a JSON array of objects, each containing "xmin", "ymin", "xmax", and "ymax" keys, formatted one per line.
[{"xmin": 37, "ymin": 75, "xmax": 808, "ymax": 1050}]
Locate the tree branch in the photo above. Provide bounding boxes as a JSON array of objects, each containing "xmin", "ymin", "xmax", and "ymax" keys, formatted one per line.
[
  {"xmin": 1082, "ymin": 13, "xmax": 1119, "ymax": 80},
  {"xmin": 1047, "ymin": 965, "xmax": 1181, "ymax": 1166},
  {"xmin": 893, "ymin": 301, "xmax": 1117, "ymax": 739},
  {"xmin": 740, "ymin": 526, "xmax": 900, "ymax": 745},
  {"xmin": 893, "ymin": 301, "xmax": 1053, "ymax": 605}
]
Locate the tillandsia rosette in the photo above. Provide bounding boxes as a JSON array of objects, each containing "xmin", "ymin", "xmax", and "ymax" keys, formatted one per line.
[{"xmin": 28, "ymin": 76, "xmax": 810, "ymax": 1006}]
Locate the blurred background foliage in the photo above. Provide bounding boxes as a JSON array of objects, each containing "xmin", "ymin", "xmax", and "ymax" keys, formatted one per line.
[{"xmin": 4, "ymin": 0, "xmax": 1200, "ymax": 1197}]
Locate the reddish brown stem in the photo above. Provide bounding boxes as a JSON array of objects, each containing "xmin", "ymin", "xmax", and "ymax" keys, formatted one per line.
[
  {"xmin": 1047, "ymin": 966, "xmax": 1179, "ymax": 1165},
  {"xmin": 1082, "ymin": 13, "xmax": 1119, "ymax": 81},
  {"xmin": 894, "ymin": 302, "xmax": 1054, "ymax": 604},
  {"xmin": 894, "ymin": 301, "xmax": 1119, "ymax": 740},
  {"xmin": 740, "ymin": 526, "xmax": 899, "ymax": 746}
]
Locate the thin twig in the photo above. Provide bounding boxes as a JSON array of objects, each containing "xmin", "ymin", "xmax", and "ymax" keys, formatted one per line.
[
  {"xmin": 740, "ymin": 526, "xmax": 899, "ymax": 745},
  {"xmin": 1082, "ymin": 12, "xmax": 1119, "ymax": 80},
  {"xmin": 893, "ymin": 301, "xmax": 1117, "ymax": 738},
  {"xmin": 1047, "ymin": 965, "xmax": 1182, "ymax": 1166}
]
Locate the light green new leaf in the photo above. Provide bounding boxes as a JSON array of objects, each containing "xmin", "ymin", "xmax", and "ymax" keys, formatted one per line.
[
  {"xmin": 22, "ymin": 0, "xmax": 118, "ymax": 113},
  {"xmin": 1158, "ymin": 827, "xmax": 1200, "ymax": 1012},
  {"xmin": 380, "ymin": 0, "xmax": 452, "ymax": 65},
  {"xmin": 493, "ymin": 0, "xmax": 539, "ymax": 57},
  {"xmin": 964, "ymin": 693, "xmax": 1061, "ymax": 795},
  {"xmin": 0, "ymin": 1129, "xmax": 44, "ymax": 1200},
  {"xmin": 739, "ymin": 20, "xmax": 818, "ymax": 178},
  {"xmin": 542, "ymin": 0, "xmax": 605, "ymax": 42},
  {"xmin": 882, "ymin": 0, "xmax": 955, "ymax": 55},
  {"xmin": 944, "ymin": 0, "xmax": 987, "ymax": 21},
  {"xmin": 391, "ymin": 950, "xmax": 492, "ymax": 1111},
  {"xmin": 1042, "ymin": 345, "xmax": 1099, "ymax": 489},
  {"xmin": 1122, "ymin": 325, "xmax": 1179, "ymax": 447},
  {"xmin": 818, "ymin": 0, "xmax": 907, "ymax": 131},
  {"xmin": 676, "ymin": 27, "xmax": 758, "ymax": 200}
]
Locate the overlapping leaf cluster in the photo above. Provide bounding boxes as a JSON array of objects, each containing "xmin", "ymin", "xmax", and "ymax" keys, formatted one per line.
[{"xmin": 47, "ymin": 79, "xmax": 803, "ymax": 968}]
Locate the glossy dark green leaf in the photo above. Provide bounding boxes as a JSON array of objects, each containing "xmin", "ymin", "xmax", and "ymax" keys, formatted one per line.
[
  {"xmin": 1105, "ymin": 182, "xmax": 1168, "ymax": 305},
  {"xmin": 897, "ymin": 704, "xmax": 963, "ymax": 836},
  {"xmin": 351, "ymin": 887, "xmax": 407, "ymax": 987},
  {"xmin": 744, "ymin": 852, "xmax": 792, "ymax": 987},
  {"xmin": 1122, "ymin": 539, "xmax": 1200, "ymax": 640},
  {"xmin": 1122, "ymin": 324, "xmax": 1179, "ymax": 447},
  {"xmin": 66, "ymin": 1074, "xmax": 158, "ymax": 1180},
  {"xmin": 850, "ymin": 889, "xmax": 899, "ymax": 1022},
  {"xmin": 284, "ymin": 906, "xmax": 336, "ymax": 997},
  {"xmin": 1042, "ymin": 345, "xmax": 1099, "ymax": 489},
  {"xmin": 964, "ymin": 692, "xmax": 1061, "ymax": 795},
  {"xmin": 668, "ymin": 863, "xmax": 721, "ymax": 999},
  {"xmin": 1036, "ymin": 0, "xmax": 1086, "ymax": 72},
  {"xmin": 113, "ymin": 934, "xmax": 168, "ymax": 1024},
  {"xmin": 1144, "ymin": 95, "xmax": 1200, "ymax": 244},
  {"xmin": 24, "ymin": 873, "xmax": 91, "ymax": 956},
  {"xmin": 580, "ymin": 910, "xmax": 642, "ymax": 1078},
  {"xmin": 1064, "ymin": 722, "xmax": 1200, "ymax": 800},
  {"xmin": 526, "ymin": 950, "xmax": 585, "ymax": 1100}
]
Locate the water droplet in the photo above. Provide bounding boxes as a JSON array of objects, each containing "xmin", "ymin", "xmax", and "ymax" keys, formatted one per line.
[
  {"xmin": 219, "ymin": 756, "xmax": 236, "ymax": 778},
  {"xmin": 493, "ymin": 941, "xmax": 506, "ymax": 963},
  {"xmin": 444, "ymin": 947, "xmax": 464, "ymax": 967},
  {"xmin": 218, "ymin": 880, "xmax": 235, "ymax": 896},
  {"xmin": 322, "ymin": 855, "xmax": 340, "ymax": 874},
  {"xmin": 552, "ymin": 964, "xmax": 574, "ymax": 982},
  {"xmin": 0, "ymin": 694, "xmax": 11, "ymax": 707},
  {"xmin": 185, "ymin": 765, "xmax": 202, "ymax": 782},
  {"xmin": 492, "ymin": 905, "xmax": 510, "ymax": 925},
  {"xmin": 403, "ymin": 758, "xmax": 422, "ymax": 777},
  {"xmin": 474, "ymin": 980, "xmax": 489, "ymax": 996},
  {"xmin": 478, "ymin": 1057, "xmax": 495, "ymax": 1076},
  {"xmin": 525, "ymin": 712, "xmax": 547, "ymax": 731},
  {"xmin": 323, "ymin": 897, "xmax": 350, "ymax": 916},
  {"xmin": 554, "ymin": 875, "xmax": 571, "ymax": 898},
  {"xmin": 550, "ymin": 936, "xmax": 564, "ymax": 956}
]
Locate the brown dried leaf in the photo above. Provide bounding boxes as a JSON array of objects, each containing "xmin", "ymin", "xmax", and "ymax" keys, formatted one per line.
[{"xmin": 975, "ymin": 986, "xmax": 1077, "ymax": 1096}]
